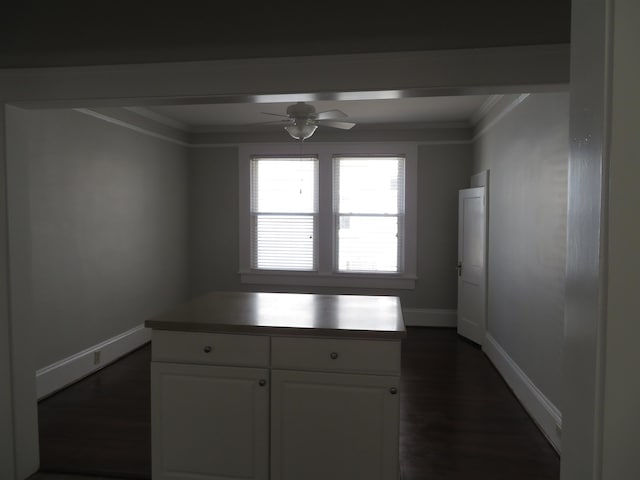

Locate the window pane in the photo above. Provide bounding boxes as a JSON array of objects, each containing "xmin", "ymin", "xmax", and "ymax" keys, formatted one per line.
[
  {"xmin": 252, "ymin": 158, "xmax": 317, "ymax": 213},
  {"xmin": 336, "ymin": 157, "xmax": 404, "ymax": 214},
  {"xmin": 254, "ymin": 215, "xmax": 315, "ymax": 270},
  {"xmin": 337, "ymin": 216, "xmax": 399, "ymax": 272},
  {"xmin": 334, "ymin": 156, "xmax": 405, "ymax": 274}
]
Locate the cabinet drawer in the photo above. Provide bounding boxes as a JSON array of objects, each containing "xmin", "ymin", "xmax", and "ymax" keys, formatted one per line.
[
  {"xmin": 152, "ymin": 330, "xmax": 269, "ymax": 367},
  {"xmin": 271, "ymin": 336, "xmax": 400, "ymax": 375}
]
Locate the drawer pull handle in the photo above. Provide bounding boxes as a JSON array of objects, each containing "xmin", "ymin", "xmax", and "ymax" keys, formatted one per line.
[
  {"xmin": 389, "ymin": 387, "xmax": 398, "ymax": 395},
  {"xmin": 329, "ymin": 352, "xmax": 339, "ymax": 360},
  {"xmin": 259, "ymin": 379, "xmax": 267, "ymax": 387},
  {"xmin": 203, "ymin": 346, "xmax": 212, "ymax": 354}
]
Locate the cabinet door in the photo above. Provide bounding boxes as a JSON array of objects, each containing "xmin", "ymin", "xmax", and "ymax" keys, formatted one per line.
[
  {"xmin": 151, "ymin": 362, "xmax": 269, "ymax": 480},
  {"xmin": 271, "ymin": 369, "xmax": 400, "ymax": 480}
]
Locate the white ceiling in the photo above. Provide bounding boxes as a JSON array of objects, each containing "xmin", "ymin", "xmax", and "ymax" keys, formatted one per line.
[{"xmin": 141, "ymin": 95, "xmax": 493, "ymax": 132}]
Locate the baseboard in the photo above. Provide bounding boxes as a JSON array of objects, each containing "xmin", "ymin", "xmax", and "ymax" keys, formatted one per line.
[
  {"xmin": 483, "ymin": 334, "xmax": 562, "ymax": 453},
  {"xmin": 35, "ymin": 324, "xmax": 151, "ymax": 400},
  {"xmin": 402, "ymin": 308, "xmax": 457, "ymax": 327}
]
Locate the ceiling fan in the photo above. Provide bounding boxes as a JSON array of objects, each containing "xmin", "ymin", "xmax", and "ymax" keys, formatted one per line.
[{"xmin": 258, "ymin": 102, "xmax": 356, "ymax": 140}]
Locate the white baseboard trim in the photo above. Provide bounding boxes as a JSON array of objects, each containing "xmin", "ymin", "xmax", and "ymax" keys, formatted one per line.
[
  {"xmin": 483, "ymin": 334, "xmax": 562, "ymax": 453},
  {"xmin": 35, "ymin": 324, "xmax": 151, "ymax": 400},
  {"xmin": 402, "ymin": 308, "xmax": 457, "ymax": 327}
]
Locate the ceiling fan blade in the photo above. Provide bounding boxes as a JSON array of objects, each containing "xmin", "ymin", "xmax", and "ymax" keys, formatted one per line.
[
  {"xmin": 318, "ymin": 120, "xmax": 356, "ymax": 130},
  {"xmin": 316, "ymin": 109, "xmax": 348, "ymax": 120},
  {"xmin": 260, "ymin": 112, "xmax": 290, "ymax": 118},
  {"xmin": 245, "ymin": 119, "xmax": 291, "ymax": 127}
]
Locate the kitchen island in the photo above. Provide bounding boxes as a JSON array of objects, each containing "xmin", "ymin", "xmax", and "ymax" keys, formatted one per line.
[{"xmin": 145, "ymin": 291, "xmax": 405, "ymax": 480}]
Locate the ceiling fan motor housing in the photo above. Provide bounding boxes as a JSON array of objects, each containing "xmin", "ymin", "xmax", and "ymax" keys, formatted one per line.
[{"xmin": 286, "ymin": 102, "xmax": 317, "ymax": 120}]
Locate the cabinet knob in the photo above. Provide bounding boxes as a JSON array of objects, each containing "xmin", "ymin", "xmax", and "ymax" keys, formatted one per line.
[
  {"xmin": 389, "ymin": 387, "xmax": 398, "ymax": 395},
  {"xmin": 258, "ymin": 379, "xmax": 267, "ymax": 387},
  {"xmin": 329, "ymin": 352, "xmax": 339, "ymax": 360},
  {"xmin": 203, "ymin": 345, "xmax": 212, "ymax": 354}
]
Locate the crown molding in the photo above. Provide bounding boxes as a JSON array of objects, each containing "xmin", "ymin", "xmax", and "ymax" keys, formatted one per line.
[
  {"xmin": 191, "ymin": 120, "xmax": 471, "ymax": 134},
  {"xmin": 122, "ymin": 106, "xmax": 190, "ymax": 131},
  {"xmin": 74, "ymin": 108, "xmax": 190, "ymax": 146},
  {"xmin": 472, "ymin": 94, "xmax": 531, "ymax": 140},
  {"xmin": 71, "ymin": 107, "xmax": 474, "ymax": 146},
  {"xmin": 470, "ymin": 94, "xmax": 503, "ymax": 125}
]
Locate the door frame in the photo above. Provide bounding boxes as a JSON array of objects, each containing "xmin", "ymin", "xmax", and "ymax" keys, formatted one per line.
[
  {"xmin": 457, "ymin": 170, "xmax": 489, "ymax": 346},
  {"xmin": 470, "ymin": 170, "xmax": 489, "ymax": 347},
  {"xmin": 0, "ymin": 46, "xmax": 569, "ymax": 479}
]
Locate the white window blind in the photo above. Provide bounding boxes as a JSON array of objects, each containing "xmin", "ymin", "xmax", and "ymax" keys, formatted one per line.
[
  {"xmin": 334, "ymin": 156, "xmax": 405, "ymax": 273},
  {"xmin": 251, "ymin": 157, "xmax": 318, "ymax": 270}
]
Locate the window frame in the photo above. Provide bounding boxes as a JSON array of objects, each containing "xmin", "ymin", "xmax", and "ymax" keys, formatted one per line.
[
  {"xmin": 333, "ymin": 154, "xmax": 406, "ymax": 274},
  {"xmin": 249, "ymin": 155, "xmax": 319, "ymax": 271},
  {"xmin": 239, "ymin": 142, "xmax": 417, "ymax": 289}
]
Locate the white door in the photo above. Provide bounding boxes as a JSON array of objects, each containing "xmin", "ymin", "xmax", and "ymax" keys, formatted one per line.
[{"xmin": 457, "ymin": 187, "xmax": 487, "ymax": 345}]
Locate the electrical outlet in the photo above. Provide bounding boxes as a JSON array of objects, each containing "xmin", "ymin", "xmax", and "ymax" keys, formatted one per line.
[{"xmin": 93, "ymin": 350, "xmax": 101, "ymax": 365}]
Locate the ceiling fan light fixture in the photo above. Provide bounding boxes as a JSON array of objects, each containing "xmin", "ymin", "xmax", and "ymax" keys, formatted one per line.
[{"xmin": 284, "ymin": 123, "xmax": 317, "ymax": 141}]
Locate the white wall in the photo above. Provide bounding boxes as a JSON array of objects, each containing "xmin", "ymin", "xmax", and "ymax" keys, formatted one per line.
[
  {"xmin": 6, "ymin": 108, "xmax": 190, "ymax": 370},
  {"xmin": 562, "ymin": 1, "xmax": 640, "ymax": 477},
  {"xmin": 601, "ymin": 0, "xmax": 640, "ymax": 477},
  {"xmin": 473, "ymin": 93, "xmax": 569, "ymax": 449}
]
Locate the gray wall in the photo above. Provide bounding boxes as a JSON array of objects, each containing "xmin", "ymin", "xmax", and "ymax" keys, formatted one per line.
[
  {"xmin": 9, "ymin": 108, "xmax": 190, "ymax": 369},
  {"xmin": 189, "ymin": 147, "xmax": 240, "ymax": 295},
  {"xmin": 473, "ymin": 93, "xmax": 569, "ymax": 407},
  {"xmin": 9, "ymin": 106, "xmax": 471, "ymax": 371},
  {"xmin": 189, "ymin": 142, "xmax": 471, "ymax": 309}
]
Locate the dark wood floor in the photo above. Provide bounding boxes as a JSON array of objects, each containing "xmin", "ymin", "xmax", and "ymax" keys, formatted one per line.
[
  {"xmin": 37, "ymin": 345, "xmax": 152, "ymax": 479},
  {"xmin": 36, "ymin": 327, "xmax": 559, "ymax": 480},
  {"xmin": 400, "ymin": 328, "xmax": 559, "ymax": 480}
]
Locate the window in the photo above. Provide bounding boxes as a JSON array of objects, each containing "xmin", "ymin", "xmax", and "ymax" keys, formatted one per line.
[
  {"xmin": 250, "ymin": 157, "xmax": 318, "ymax": 270},
  {"xmin": 239, "ymin": 143, "xmax": 417, "ymax": 289},
  {"xmin": 334, "ymin": 156, "xmax": 405, "ymax": 273}
]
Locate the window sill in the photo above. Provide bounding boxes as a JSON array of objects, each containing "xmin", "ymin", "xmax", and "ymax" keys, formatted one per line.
[{"xmin": 239, "ymin": 271, "xmax": 416, "ymax": 290}]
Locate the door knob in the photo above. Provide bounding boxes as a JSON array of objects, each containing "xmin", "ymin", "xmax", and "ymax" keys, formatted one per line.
[{"xmin": 457, "ymin": 261, "xmax": 462, "ymax": 277}]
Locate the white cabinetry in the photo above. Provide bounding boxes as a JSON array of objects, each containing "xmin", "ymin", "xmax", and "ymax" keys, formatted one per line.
[
  {"xmin": 150, "ymin": 322, "xmax": 401, "ymax": 480},
  {"xmin": 151, "ymin": 363, "xmax": 269, "ymax": 480},
  {"xmin": 270, "ymin": 336, "xmax": 400, "ymax": 480},
  {"xmin": 151, "ymin": 331, "xmax": 270, "ymax": 480},
  {"xmin": 271, "ymin": 370, "xmax": 399, "ymax": 480}
]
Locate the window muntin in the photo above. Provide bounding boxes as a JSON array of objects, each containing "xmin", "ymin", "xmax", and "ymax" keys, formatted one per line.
[
  {"xmin": 250, "ymin": 157, "xmax": 318, "ymax": 271},
  {"xmin": 334, "ymin": 156, "xmax": 405, "ymax": 273}
]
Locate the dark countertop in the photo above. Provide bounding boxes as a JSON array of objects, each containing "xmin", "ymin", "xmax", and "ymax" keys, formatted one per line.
[{"xmin": 145, "ymin": 291, "xmax": 406, "ymax": 340}]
